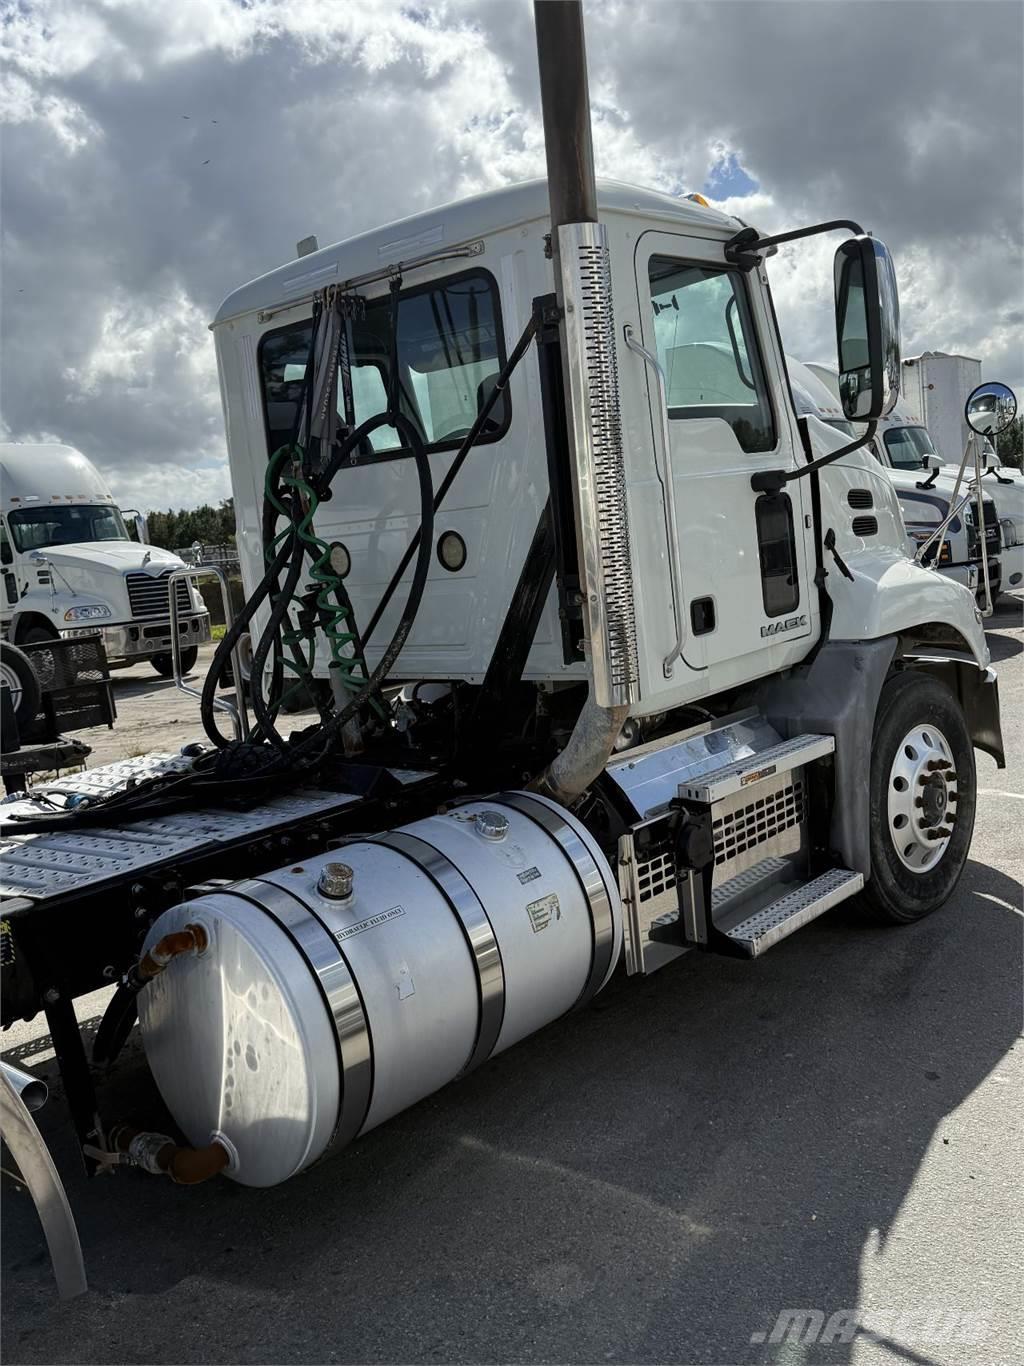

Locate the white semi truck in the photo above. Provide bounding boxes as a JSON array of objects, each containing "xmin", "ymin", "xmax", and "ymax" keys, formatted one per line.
[
  {"xmin": 811, "ymin": 360, "xmax": 1023, "ymax": 594},
  {"xmin": 0, "ymin": 444, "xmax": 210, "ymax": 675},
  {"xmin": 802, "ymin": 362, "xmax": 1003, "ymax": 598},
  {"xmin": 901, "ymin": 351, "xmax": 1024, "ymax": 588},
  {"xmin": 0, "ymin": 2, "xmax": 1009, "ymax": 1192}
]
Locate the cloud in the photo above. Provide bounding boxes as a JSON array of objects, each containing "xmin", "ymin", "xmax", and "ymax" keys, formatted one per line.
[{"xmin": 1, "ymin": 0, "xmax": 1020, "ymax": 510}]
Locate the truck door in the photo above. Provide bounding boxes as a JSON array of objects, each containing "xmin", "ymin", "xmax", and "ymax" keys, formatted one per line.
[{"xmin": 627, "ymin": 230, "xmax": 816, "ymax": 693}]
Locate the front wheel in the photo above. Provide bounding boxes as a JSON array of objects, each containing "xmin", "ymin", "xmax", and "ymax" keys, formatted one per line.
[
  {"xmin": 862, "ymin": 670, "xmax": 976, "ymax": 923},
  {"xmin": 151, "ymin": 647, "xmax": 198, "ymax": 678}
]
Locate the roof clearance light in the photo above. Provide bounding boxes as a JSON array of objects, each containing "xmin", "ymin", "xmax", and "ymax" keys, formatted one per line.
[{"xmin": 686, "ymin": 193, "xmax": 710, "ymax": 208}]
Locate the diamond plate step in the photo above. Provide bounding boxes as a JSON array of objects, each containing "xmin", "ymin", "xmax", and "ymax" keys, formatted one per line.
[
  {"xmin": 677, "ymin": 733, "xmax": 834, "ymax": 803},
  {"xmin": 724, "ymin": 867, "xmax": 863, "ymax": 958}
]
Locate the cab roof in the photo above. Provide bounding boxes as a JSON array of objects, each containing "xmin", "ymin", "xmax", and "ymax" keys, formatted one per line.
[{"xmin": 212, "ymin": 177, "xmax": 742, "ymax": 328}]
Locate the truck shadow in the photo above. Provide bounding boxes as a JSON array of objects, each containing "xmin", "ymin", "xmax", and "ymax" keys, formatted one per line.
[{"xmin": 2, "ymin": 860, "xmax": 1020, "ymax": 1365}]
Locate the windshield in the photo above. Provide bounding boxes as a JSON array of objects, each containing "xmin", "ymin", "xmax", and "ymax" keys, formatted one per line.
[
  {"xmin": 7, "ymin": 504, "xmax": 129, "ymax": 552},
  {"xmin": 883, "ymin": 425, "xmax": 937, "ymax": 470}
]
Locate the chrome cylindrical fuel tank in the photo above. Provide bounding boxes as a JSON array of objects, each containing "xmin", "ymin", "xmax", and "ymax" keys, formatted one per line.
[{"xmin": 137, "ymin": 793, "xmax": 622, "ymax": 1187}]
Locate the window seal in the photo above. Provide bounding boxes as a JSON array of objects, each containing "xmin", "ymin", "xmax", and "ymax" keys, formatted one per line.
[{"xmin": 257, "ymin": 266, "xmax": 511, "ymax": 468}]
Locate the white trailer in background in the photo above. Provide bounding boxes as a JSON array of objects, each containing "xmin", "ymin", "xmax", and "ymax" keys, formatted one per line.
[{"xmin": 901, "ymin": 352, "xmax": 982, "ymax": 465}]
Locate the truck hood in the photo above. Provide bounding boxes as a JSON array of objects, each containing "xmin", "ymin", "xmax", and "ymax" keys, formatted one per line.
[
  {"xmin": 974, "ymin": 469, "xmax": 1024, "ymax": 537},
  {"xmin": 35, "ymin": 542, "xmax": 185, "ymax": 574},
  {"xmin": 20, "ymin": 541, "xmax": 196, "ymax": 619}
]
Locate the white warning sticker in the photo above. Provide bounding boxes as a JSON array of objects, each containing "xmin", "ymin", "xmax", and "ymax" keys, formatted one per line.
[{"xmin": 526, "ymin": 893, "xmax": 561, "ymax": 934}]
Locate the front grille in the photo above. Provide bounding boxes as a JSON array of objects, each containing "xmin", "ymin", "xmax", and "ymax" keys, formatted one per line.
[
  {"xmin": 125, "ymin": 571, "xmax": 191, "ymax": 620},
  {"xmin": 713, "ymin": 779, "xmax": 805, "ymax": 868}
]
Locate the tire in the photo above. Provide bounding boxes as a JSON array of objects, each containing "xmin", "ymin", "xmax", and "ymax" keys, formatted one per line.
[
  {"xmin": 0, "ymin": 642, "xmax": 42, "ymax": 725},
  {"xmin": 151, "ymin": 647, "xmax": 198, "ymax": 678},
  {"xmin": 861, "ymin": 670, "xmax": 976, "ymax": 923}
]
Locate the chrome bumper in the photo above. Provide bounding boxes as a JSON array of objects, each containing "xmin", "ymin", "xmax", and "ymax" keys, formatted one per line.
[{"xmin": 61, "ymin": 613, "xmax": 211, "ymax": 662}]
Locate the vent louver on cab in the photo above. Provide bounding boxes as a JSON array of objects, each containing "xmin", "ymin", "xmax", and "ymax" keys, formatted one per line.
[
  {"xmin": 851, "ymin": 515, "xmax": 878, "ymax": 538},
  {"xmin": 847, "ymin": 489, "xmax": 874, "ymax": 509}
]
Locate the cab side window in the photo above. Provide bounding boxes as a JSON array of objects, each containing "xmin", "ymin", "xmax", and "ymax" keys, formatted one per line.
[
  {"xmin": 259, "ymin": 269, "xmax": 509, "ymax": 464},
  {"xmin": 648, "ymin": 257, "xmax": 775, "ymax": 454}
]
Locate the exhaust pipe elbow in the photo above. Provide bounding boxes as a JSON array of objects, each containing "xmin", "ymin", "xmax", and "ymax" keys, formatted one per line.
[{"xmin": 530, "ymin": 690, "xmax": 628, "ymax": 806}]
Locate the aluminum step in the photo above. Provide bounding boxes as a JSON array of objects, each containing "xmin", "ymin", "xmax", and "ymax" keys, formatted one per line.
[
  {"xmin": 677, "ymin": 733, "xmax": 835, "ymax": 804},
  {"xmin": 723, "ymin": 867, "xmax": 863, "ymax": 958}
]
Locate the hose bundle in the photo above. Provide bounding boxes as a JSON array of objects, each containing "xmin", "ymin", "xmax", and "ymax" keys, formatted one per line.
[{"xmin": 9, "ymin": 295, "xmax": 538, "ymax": 830}]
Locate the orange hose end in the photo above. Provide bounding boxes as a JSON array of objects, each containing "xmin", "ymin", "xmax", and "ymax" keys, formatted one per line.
[
  {"xmin": 167, "ymin": 1141, "xmax": 232, "ymax": 1185},
  {"xmin": 138, "ymin": 923, "xmax": 208, "ymax": 980}
]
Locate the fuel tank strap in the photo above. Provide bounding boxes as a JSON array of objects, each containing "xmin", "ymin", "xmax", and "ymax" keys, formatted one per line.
[
  {"xmin": 501, "ymin": 792, "xmax": 615, "ymax": 1009},
  {"xmin": 228, "ymin": 878, "xmax": 373, "ymax": 1158},
  {"xmin": 372, "ymin": 831, "xmax": 506, "ymax": 1075}
]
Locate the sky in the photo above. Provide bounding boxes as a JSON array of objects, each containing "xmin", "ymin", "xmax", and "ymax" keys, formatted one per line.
[{"xmin": 2, "ymin": 0, "xmax": 1022, "ymax": 512}]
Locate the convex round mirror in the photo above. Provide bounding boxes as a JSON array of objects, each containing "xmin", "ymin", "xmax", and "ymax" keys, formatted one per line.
[{"xmin": 965, "ymin": 382, "xmax": 1017, "ymax": 436}]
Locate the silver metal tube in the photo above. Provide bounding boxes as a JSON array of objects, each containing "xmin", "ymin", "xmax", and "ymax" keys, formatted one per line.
[
  {"xmin": 1, "ymin": 1060, "xmax": 48, "ymax": 1113},
  {"xmin": 624, "ymin": 325, "xmax": 686, "ymax": 677},
  {"xmin": 915, "ymin": 438, "xmax": 973, "ymax": 566},
  {"xmin": 168, "ymin": 565, "xmax": 249, "ymax": 740},
  {"xmin": 0, "ymin": 1067, "xmax": 86, "ymax": 1299},
  {"xmin": 974, "ymin": 433, "xmax": 994, "ymax": 617}
]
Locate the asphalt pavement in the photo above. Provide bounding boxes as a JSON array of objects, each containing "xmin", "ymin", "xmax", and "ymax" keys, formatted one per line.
[{"xmin": 2, "ymin": 607, "xmax": 1022, "ymax": 1366}]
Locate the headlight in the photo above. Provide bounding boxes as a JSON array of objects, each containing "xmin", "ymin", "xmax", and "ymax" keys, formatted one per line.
[
  {"xmin": 63, "ymin": 604, "xmax": 112, "ymax": 621},
  {"xmin": 1001, "ymin": 517, "xmax": 1022, "ymax": 548}
]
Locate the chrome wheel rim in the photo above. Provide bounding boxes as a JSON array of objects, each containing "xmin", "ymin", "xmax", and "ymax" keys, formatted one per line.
[
  {"xmin": 887, "ymin": 723, "xmax": 957, "ymax": 873},
  {"xmin": 0, "ymin": 660, "xmax": 22, "ymax": 709}
]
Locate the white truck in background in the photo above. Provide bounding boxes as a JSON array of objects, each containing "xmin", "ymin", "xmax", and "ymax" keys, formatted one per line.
[
  {"xmin": 799, "ymin": 362, "xmax": 1002, "ymax": 599},
  {"xmin": 0, "ymin": 443, "xmax": 211, "ymax": 675},
  {"xmin": 901, "ymin": 352, "xmax": 1024, "ymax": 590}
]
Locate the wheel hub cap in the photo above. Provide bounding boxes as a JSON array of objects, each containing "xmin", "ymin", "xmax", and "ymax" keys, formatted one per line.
[{"xmin": 887, "ymin": 724, "xmax": 957, "ymax": 873}]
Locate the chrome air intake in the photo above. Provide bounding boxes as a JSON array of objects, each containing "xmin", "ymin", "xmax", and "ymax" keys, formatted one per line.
[
  {"xmin": 558, "ymin": 221, "xmax": 640, "ymax": 706},
  {"xmin": 137, "ymin": 793, "xmax": 622, "ymax": 1187}
]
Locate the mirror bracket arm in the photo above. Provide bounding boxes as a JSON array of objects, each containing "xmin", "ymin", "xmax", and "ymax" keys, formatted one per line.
[
  {"xmin": 725, "ymin": 219, "xmax": 867, "ymax": 270},
  {"xmin": 750, "ymin": 422, "xmax": 878, "ymax": 494}
]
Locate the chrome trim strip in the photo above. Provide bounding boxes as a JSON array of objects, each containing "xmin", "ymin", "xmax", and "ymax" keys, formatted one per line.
[
  {"xmin": 231, "ymin": 878, "xmax": 372, "ymax": 1156},
  {"xmin": 558, "ymin": 220, "xmax": 640, "ymax": 706},
  {"xmin": 373, "ymin": 830, "xmax": 505, "ymax": 1074},
  {"xmin": 501, "ymin": 792, "xmax": 615, "ymax": 1008}
]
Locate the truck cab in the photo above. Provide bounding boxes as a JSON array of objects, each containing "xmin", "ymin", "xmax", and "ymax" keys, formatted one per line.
[
  {"xmin": 0, "ymin": 443, "xmax": 211, "ymax": 674},
  {"xmin": 801, "ymin": 362, "xmax": 1002, "ymax": 599}
]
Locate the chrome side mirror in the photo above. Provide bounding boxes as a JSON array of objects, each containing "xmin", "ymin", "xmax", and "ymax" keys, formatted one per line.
[
  {"xmin": 922, "ymin": 453, "xmax": 942, "ymax": 472},
  {"xmin": 965, "ymin": 382, "xmax": 1017, "ymax": 437},
  {"xmin": 833, "ymin": 236, "xmax": 901, "ymax": 421}
]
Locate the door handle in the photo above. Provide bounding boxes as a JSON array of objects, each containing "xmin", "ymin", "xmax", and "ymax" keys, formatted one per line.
[{"xmin": 623, "ymin": 324, "xmax": 686, "ymax": 677}]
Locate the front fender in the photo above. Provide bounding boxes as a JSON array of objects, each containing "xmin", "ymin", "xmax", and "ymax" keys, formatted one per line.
[{"xmin": 826, "ymin": 548, "xmax": 989, "ymax": 668}]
